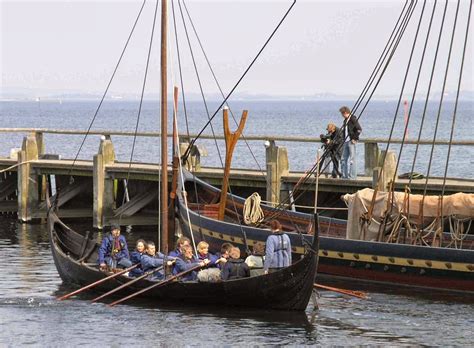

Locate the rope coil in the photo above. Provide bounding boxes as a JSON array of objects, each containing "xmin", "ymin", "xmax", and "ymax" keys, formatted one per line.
[{"xmin": 243, "ymin": 193, "xmax": 264, "ymax": 226}]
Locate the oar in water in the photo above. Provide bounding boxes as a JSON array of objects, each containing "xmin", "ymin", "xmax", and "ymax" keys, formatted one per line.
[
  {"xmin": 314, "ymin": 283, "xmax": 368, "ymax": 299},
  {"xmin": 108, "ymin": 264, "xmax": 203, "ymax": 307},
  {"xmin": 90, "ymin": 266, "xmax": 164, "ymax": 303},
  {"xmin": 57, "ymin": 264, "xmax": 138, "ymax": 301}
]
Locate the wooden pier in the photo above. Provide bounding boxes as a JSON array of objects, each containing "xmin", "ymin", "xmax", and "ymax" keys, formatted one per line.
[{"xmin": 1, "ymin": 128, "xmax": 473, "ymax": 228}]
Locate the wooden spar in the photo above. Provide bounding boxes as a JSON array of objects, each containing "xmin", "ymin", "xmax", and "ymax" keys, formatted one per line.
[
  {"xmin": 160, "ymin": 0, "xmax": 169, "ymax": 253},
  {"xmin": 169, "ymin": 86, "xmax": 179, "ymax": 236},
  {"xmin": 218, "ymin": 107, "xmax": 248, "ymax": 221}
]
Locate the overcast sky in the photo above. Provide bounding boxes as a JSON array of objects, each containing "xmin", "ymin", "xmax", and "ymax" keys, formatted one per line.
[{"xmin": 1, "ymin": 0, "xmax": 472, "ymax": 98}]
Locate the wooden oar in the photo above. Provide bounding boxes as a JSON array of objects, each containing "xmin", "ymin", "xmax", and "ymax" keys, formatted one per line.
[
  {"xmin": 57, "ymin": 264, "xmax": 138, "ymax": 301},
  {"xmin": 314, "ymin": 283, "xmax": 368, "ymax": 299},
  {"xmin": 108, "ymin": 264, "xmax": 203, "ymax": 307},
  {"xmin": 90, "ymin": 266, "xmax": 164, "ymax": 303}
]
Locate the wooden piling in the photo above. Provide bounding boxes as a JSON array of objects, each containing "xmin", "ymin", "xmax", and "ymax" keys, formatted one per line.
[
  {"xmin": 93, "ymin": 137, "xmax": 116, "ymax": 229},
  {"xmin": 364, "ymin": 142, "xmax": 379, "ymax": 176},
  {"xmin": 17, "ymin": 134, "xmax": 39, "ymax": 222},
  {"xmin": 265, "ymin": 140, "xmax": 289, "ymax": 207}
]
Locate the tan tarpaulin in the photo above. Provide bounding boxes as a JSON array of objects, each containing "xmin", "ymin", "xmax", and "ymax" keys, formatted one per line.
[{"xmin": 342, "ymin": 188, "xmax": 474, "ymax": 241}]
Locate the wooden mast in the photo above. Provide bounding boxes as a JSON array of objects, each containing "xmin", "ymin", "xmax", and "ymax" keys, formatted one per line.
[{"xmin": 160, "ymin": 0, "xmax": 169, "ymax": 253}]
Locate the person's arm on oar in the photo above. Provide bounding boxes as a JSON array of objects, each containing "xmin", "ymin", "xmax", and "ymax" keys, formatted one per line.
[{"xmin": 57, "ymin": 263, "xmax": 138, "ymax": 301}]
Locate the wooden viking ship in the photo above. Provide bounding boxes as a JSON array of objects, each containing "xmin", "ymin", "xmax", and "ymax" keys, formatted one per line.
[{"xmin": 48, "ymin": 206, "xmax": 320, "ymax": 310}]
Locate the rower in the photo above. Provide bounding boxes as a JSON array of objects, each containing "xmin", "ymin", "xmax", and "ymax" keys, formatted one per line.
[
  {"xmin": 196, "ymin": 241, "xmax": 219, "ymax": 266},
  {"xmin": 245, "ymin": 241, "xmax": 265, "ymax": 276},
  {"xmin": 169, "ymin": 236, "xmax": 191, "ymax": 258},
  {"xmin": 221, "ymin": 247, "xmax": 250, "ymax": 280},
  {"xmin": 98, "ymin": 224, "xmax": 132, "ymax": 271},
  {"xmin": 141, "ymin": 242, "xmax": 175, "ymax": 280},
  {"xmin": 129, "ymin": 239, "xmax": 146, "ymax": 278},
  {"xmin": 173, "ymin": 245, "xmax": 209, "ymax": 281},
  {"xmin": 216, "ymin": 242, "xmax": 233, "ymax": 269},
  {"xmin": 263, "ymin": 220, "xmax": 292, "ymax": 274}
]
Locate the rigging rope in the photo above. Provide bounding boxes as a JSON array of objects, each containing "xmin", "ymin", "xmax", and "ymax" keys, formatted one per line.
[
  {"xmin": 391, "ymin": 0, "xmax": 437, "ymax": 184},
  {"xmin": 263, "ymin": 0, "xmax": 417, "ymax": 222},
  {"xmin": 65, "ymin": 0, "xmax": 146, "ymax": 179},
  {"xmin": 440, "ymin": 0, "xmax": 471, "ymax": 202},
  {"xmin": 408, "ymin": 0, "xmax": 448, "ymax": 189},
  {"xmin": 181, "ymin": 0, "xmax": 297, "ymax": 162},
  {"xmin": 420, "ymin": 0, "xmax": 460, "ymax": 237},
  {"xmin": 118, "ymin": 0, "xmax": 160, "ymax": 225}
]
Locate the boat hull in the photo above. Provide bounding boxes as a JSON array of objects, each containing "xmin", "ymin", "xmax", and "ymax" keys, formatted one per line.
[
  {"xmin": 48, "ymin": 210, "xmax": 319, "ymax": 311},
  {"xmin": 176, "ymin": 173, "xmax": 474, "ymax": 294}
]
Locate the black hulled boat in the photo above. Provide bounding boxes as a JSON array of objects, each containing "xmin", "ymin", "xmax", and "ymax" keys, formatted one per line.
[{"xmin": 48, "ymin": 207, "xmax": 320, "ymax": 311}]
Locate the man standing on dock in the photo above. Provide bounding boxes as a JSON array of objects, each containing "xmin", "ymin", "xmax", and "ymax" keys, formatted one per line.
[{"xmin": 339, "ymin": 106, "xmax": 362, "ymax": 179}]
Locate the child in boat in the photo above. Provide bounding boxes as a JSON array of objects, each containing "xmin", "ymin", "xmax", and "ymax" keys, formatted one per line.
[
  {"xmin": 98, "ymin": 224, "xmax": 132, "ymax": 271},
  {"xmin": 245, "ymin": 241, "xmax": 265, "ymax": 276},
  {"xmin": 263, "ymin": 220, "xmax": 292, "ymax": 274},
  {"xmin": 168, "ymin": 236, "xmax": 191, "ymax": 258},
  {"xmin": 129, "ymin": 239, "xmax": 146, "ymax": 278},
  {"xmin": 141, "ymin": 242, "xmax": 175, "ymax": 280},
  {"xmin": 173, "ymin": 245, "xmax": 209, "ymax": 281},
  {"xmin": 221, "ymin": 247, "xmax": 250, "ymax": 280}
]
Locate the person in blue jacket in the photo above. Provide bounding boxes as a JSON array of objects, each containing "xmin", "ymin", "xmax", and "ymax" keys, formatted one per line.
[
  {"xmin": 221, "ymin": 247, "xmax": 250, "ymax": 280},
  {"xmin": 168, "ymin": 236, "xmax": 191, "ymax": 258},
  {"xmin": 263, "ymin": 220, "xmax": 292, "ymax": 274},
  {"xmin": 129, "ymin": 239, "xmax": 146, "ymax": 278},
  {"xmin": 196, "ymin": 241, "xmax": 219, "ymax": 267},
  {"xmin": 173, "ymin": 245, "xmax": 209, "ymax": 281},
  {"xmin": 98, "ymin": 224, "xmax": 132, "ymax": 271},
  {"xmin": 140, "ymin": 242, "xmax": 175, "ymax": 280}
]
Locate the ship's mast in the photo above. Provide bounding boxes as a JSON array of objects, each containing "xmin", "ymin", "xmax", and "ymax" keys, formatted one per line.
[{"xmin": 160, "ymin": 0, "xmax": 169, "ymax": 253}]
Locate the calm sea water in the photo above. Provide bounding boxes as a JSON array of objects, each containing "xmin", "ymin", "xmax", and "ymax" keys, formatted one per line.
[
  {"xmin": 1, "ymin": 99, "xmax": 473, "ymax": 178},
  {"xmin": 0, "ymin": 100, "xmax": 473, "ymax": 345},
  {"xmin": 0, "ymin": 220, "xmax": 473, "ymax": 346}
]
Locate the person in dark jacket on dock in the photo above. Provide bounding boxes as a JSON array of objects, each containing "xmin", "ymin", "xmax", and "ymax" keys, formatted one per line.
[
  {"xmin": 168, "ymin": 236, "xmax": 191, "ymax": 258},
  {"xmin": 263, "ymin": 220, "xmax": 292, "ymax": 274},
  {"xmin": 141, "ymin": 242, "xmax": 175, "ymax": 280},
  {"xmin": 339, "ymin": 106, "xmax": 362, "ymax": 179},
  {"xmin": 173, "ymin": 245, "xmax": 209, "ymax": 281},
  {"xmin": 129, "ymin": 239, "xmax": 146, "ymax": 278},
  {"xmin": 320, "ymin": 123, "xmax": 344, "ymax": 178},
  {"xmin": 221, "ymin": 247, "xmax": 250, "ymax": 280},
  {"xmin": 98, "ymin": 224, "xmax": 132, "ymax": 271}
]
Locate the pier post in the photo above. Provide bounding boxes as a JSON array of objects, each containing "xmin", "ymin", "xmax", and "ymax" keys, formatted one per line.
[
  {"xmin": 93, "ymin": 136, "xmax": 116, "ymax": 229},
  {"xmin": 265, "ymin": 140, "xmax": 289, "ymax": 207},
  {"xmin": 17, "ymin": 134, "xmax": 39, "ymax": 222},
  {"xmin": 364, "ymin": 142, "xmax": 379, "ymax": 176},
  {"xmin": 372, "ymin": 150, "xmax": 397, "ymax": 191}
]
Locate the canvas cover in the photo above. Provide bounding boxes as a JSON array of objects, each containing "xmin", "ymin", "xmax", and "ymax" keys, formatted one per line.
[{"xmin": 342, "ymin": 188, "xmax": 474, "ymax": 241}]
